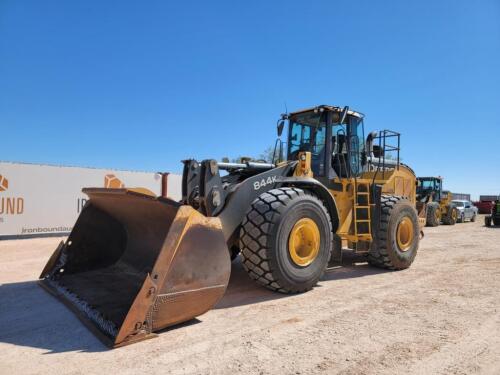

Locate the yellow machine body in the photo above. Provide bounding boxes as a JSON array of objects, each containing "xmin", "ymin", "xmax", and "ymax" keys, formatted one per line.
[
  {"xmin": 331, "ymin": 165, "xmax": 419, "ymax": 246},
  {"xmin": 38, "ymin": 104, "xmax": 420, "ymax": 348}
]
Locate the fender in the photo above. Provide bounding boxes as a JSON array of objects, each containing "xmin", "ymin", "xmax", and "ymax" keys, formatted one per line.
[
  {"xmin": 277, "ymin": 177, "xmax": 340, "ymax": 233},
  {"xmin": 216, "ymin": 165, "xmax": 293, "ymax": 241}
]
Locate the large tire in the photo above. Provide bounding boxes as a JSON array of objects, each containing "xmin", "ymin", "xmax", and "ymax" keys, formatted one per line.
[
  {"xmin": 240, "ymin": 187, "xmax": 332, "ymax": 293},
  {"xmin": 367, "ymin": 195, "xmax": 419, "ymax": 270},
  {"xmin": 329, "ymin": 234, "xmax": 343, "ymax": 264},
  {"xmin": 494, "ymin": 218, "xmax": 500, "ymax": 226},
  {"xmin": 442, "ymin": 206, "xmax": 457, "ymax": 225},
  {"xmin": 485, "ymin": 216, "xmax": 492, "ymax": 226},
  {"xmin": 425, "ymin": 202, "xmax": 440, "ymax": 227}
]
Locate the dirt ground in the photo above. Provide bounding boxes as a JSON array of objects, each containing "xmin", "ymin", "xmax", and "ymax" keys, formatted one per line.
[{"xmin": 1, "ymin": 216, "xmax": 499, "ymax": 375}]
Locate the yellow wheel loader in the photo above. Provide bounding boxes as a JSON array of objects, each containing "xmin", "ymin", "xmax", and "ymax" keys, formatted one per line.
[
  {"xmin": 39, "ymin": 105, "xmax": 421, "ymax": 347},
  {"xmin": 416, "ymin": 177, "xmax": 458, "ymax": 226}
]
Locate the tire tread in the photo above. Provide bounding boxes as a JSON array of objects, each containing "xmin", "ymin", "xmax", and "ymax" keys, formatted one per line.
[
  {"xmin": 367, "ymin": 195, "xmax": 417, "ymax": 270},
  {"xmin": 240, "ymin": 187, "xmax": 331, "ymax": 293}
]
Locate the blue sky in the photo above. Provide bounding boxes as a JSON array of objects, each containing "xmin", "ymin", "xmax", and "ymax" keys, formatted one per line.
[{"xmin": 1, "ymin": 1, "xmax": 499, "ymax": 199}]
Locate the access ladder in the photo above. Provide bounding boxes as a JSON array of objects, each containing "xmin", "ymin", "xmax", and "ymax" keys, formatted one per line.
[{"xmin": 352, "ymin": 181, "xmax": 373, "ymax": 242}]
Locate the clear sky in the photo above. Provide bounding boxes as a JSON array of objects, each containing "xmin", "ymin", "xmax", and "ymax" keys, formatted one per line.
[{"xmin": 1, "ymin": 1, "xmax": 499, "ymax": 199}]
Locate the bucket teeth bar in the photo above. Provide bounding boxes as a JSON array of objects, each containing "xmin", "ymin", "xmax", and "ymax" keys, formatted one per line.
[{"xmin": 45, "ymin": 278, "xmax": 119, "ymax": 337}]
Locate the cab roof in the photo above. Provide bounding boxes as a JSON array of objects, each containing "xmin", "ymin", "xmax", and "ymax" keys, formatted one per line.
[
  {"xmin": 417, "ymin": 176, "xmax": 443, "ymax": 181},
  {"xmin": 287, "ymin": 105, "xmax": 364, "ymax": 119}
]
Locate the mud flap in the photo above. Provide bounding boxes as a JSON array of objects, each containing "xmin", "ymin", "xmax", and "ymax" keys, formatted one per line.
[{"xmin": 39, "ymin": 188, "xmax": 231, "ymax": 348}]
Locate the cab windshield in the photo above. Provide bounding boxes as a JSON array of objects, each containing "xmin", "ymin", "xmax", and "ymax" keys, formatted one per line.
[
  {"xmin": 288, "ymin": 112, "xmax": 327, "ymax": 176},
  {"xmin": 287, "ymin": 110, "xmax": 365, "ymax": 177},
  {"xmin": 420, "ymin": 180, "xmax": 435, "ymax": 189},
  {"xmin": 418, "ymin": 179, "xmax": 441, "ymax": 191}
]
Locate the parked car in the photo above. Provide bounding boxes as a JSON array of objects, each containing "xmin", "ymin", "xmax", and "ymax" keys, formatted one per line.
[{"xmin": 451, "ymin": 200, "xmax": 478, "ymax": 223}]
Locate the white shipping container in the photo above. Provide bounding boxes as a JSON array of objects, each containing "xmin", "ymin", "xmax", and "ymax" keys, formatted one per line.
[{"xmin": 0, "ymin": 161, "xmax": 182, "ymax": 239}]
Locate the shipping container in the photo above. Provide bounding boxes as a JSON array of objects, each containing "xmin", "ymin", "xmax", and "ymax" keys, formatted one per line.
[
  {"xmin": 473, "ymin": 201, "xmax": 494, "ymax": 214},
  {"xmin": 0, "ymin": 161, "xmax": 181, "ymax": 239},
  {"xmin": 479, "ymin": 195, "xmax": 499, "ymax": 202}
]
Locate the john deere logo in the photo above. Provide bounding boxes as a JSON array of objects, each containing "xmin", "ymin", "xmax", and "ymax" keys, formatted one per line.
[
  {"xmin": 0, "ymin": 175, "xmax": 8, "ymax": 192},
  {"xmin": 0, "ymin": 174, "xmax": 24, "ymax": 215},
  {"xmin": 104, "ymin": 174, "xmax": 124, "ymax": 189}
]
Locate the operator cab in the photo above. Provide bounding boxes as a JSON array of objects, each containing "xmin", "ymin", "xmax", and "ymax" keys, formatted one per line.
[
  {"xmin": 285, "ymin": 105, "xmax": 366, "ymax": 180},
  {"xmin": 416, "ymin": 177, "xmax": 443, "ymax": 202}
]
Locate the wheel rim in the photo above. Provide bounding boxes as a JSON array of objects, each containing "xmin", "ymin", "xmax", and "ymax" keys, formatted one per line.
[
  {"xmin": 435, "ymin": 209, "xmax": 440, "ymax": 222},
  {"xmin": 288, "ymin": 218, "xmax": 320, "ymax": 267},
  {"xmin": 396, "ymin": 217, "xmax": 414, "ymax": 252},
  {"xmin": 452, "ymin": 209, "xmax": 457, "ymax": 221}
]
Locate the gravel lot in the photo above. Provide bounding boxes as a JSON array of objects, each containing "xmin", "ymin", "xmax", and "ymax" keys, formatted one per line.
[{"xmin": 1, "ymin": 216, "xmax": 499, "ymax": 375}]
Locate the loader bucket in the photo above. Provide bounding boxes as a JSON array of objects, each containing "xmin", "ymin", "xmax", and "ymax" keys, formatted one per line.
[{"xmin": 39, "ymin": 188, "xmax": 231, "ymax": 348}]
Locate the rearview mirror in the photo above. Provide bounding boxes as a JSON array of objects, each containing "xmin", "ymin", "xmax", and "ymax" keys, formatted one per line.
[{"xmin": 277, "ymin": 120, "xmax": 285, "ymax": 137}]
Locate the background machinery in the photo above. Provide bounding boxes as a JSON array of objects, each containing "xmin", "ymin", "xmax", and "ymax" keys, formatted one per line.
[
  {"xmin": 39, "ymin": 105, "xmax": 421, "ymax": 347},
  {"xmin": 416, "ymin": 177, "xmax": 458, "ymax": 226},
  {"xmin": 485, "ymin": 198, "xmax": 500, "ymax": 226}
]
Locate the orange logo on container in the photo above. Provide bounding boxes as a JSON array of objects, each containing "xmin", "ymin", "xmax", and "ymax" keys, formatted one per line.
[
  {"xmin": 0, "ymin": 174, "xmax": 24, "ymax": 215},
  {"xmin": 0, "ymin": 175, "xmax": 8, "ymax": 192},
  {"xmin": 104, "ymin": 174, "xmax": 124, "ymax": 189}
]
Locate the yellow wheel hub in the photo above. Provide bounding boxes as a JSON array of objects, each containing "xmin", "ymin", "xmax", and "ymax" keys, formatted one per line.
[
  {"xmin": 452, "ymin": 209, "xmax": 457, "ymax": 221},
  {"xmin": 288, "ymin": 218, "xmax": 320, "ymax": 267},
  {"xmin": 435, "ymin": 209, "xmax": 441, "ymax": 221},
  {"xmin": 396, "ymin": 217, "xmax": 414, "ymax": 252}
]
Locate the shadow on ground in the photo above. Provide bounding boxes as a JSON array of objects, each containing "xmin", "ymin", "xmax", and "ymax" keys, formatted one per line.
[
  {"xmin": 215, "ymin": 251, "xmax": 388, "ymax": 309},
  {"xmin": 0, "ymin": 280, "xmax": 107, "ymax": 354},
  {"xmin": 0, "ymin": 250, "xmax": 386, "ymax": 353}
]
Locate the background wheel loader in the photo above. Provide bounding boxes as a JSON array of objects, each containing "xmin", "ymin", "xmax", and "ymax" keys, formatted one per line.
[
  {"xmin": 39, "ymin": 105, "xmax": 421, "ymax": 347},
  {"xmin": 416, "ymin": 177, "xmax": 458, "ymax": 226}
]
